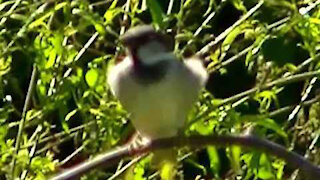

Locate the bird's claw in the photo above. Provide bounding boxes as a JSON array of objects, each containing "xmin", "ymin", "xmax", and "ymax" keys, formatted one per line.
[{"xmin": 128, "ymin": 134, "xmax": 151, "ymax": 154}]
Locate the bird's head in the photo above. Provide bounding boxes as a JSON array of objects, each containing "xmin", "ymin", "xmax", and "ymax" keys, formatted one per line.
[{"xmin": 120, "ymin": 25, "xmax": 172, "ymax": 65}]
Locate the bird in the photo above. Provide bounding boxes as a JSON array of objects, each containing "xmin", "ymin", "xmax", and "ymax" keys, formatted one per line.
[{"xmin": 107, "ymin": 25, "xmax": 208, "ymax": 179}]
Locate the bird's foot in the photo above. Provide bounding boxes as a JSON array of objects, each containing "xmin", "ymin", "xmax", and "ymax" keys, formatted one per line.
[{"xmin": 128, "ymin": 133, "xmax": 150, "ymax": 154}]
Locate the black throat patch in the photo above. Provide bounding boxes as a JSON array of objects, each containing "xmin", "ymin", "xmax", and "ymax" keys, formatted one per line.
[{"xmin": 132, "ymin": 60, "xmax": 169, "ymax": 85}]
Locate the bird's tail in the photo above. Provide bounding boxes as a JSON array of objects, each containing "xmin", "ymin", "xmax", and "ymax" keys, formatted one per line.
[{"xmin": 152, "ymin": 149, "xmax": 178, "ymax": 180}]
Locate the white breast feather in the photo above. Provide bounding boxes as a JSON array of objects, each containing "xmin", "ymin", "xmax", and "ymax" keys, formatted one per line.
[{"xmin": 107, "ymin": 54, "xmax": 208, "ymax": 139}]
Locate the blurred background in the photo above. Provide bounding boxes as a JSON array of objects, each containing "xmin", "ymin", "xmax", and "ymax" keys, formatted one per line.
[{"xmin": 0, "ymin": 0, "xmax": 320, "ymax": 179}]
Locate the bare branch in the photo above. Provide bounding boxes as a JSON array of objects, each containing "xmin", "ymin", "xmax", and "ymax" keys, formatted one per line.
[{"xmin": 50, "ymin": 135, "xmax": 320, "ymax": 180}]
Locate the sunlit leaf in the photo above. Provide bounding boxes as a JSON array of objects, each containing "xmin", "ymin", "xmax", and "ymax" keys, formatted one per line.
[
  {"xmin": 0, "ymin": 56, "xmax": 11, "ymax": 76},
  {"xmin": 220, "ymin": 23, "xmax": 252, "ymax": 60},
  {"xmin": 85, "ymin": 69, "xmax": 99, "ymax": 88},
  {"xmin": 229, "ymin": 146, "xmax": 241, "ymax": 171},
  {"xmin": 104, "ymin": 8, "xmax": 122, "ymax": 24},
  {"xmin": 230, "ymin": 0, "xmax": 247, "ymax": 12},
  {"xmin": 258, "ymin": 153, "xmax": 275, "ymax": 179},
  {"xmin": 242, "ymin": 115, "xmax": 288, "ymax": 139},
  {"xmin": 310, "ymin": 18, "xmax": 320, "ymax": 25},
  {"xmin": 65, "ymin": 109, "xmax": 77, "ymax": 121},
  {"xmin": 51, "ymin": 33, "xmax": 63, "ymax": 55},
  {"xmin": 29, "ymin": 2, "xmax": 67, "ymax": 29},
  {"xmin": 94, "ymin": 23, "xmax": 106, "ymax": 35},
  {"xmin": 207, "ymin": 146, "xmax": 220, "ymax": 176},
  {"xmin": 45, "ymin": 50, "xmax": 56, "ymax": 69},
  {"xmin": 160, "ymin": 161, "xmax": 176, "ymax": 180}
]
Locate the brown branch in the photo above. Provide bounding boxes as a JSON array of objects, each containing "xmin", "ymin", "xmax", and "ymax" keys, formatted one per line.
[{"xmin": 50, "ymin": 135, "xmax": 320, "ymax": 180}]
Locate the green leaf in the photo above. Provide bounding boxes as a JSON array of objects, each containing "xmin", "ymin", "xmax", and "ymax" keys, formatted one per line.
[
  {"xmin": 230, "ymin": 0, "xmax": 247, "ymax": 12},
  {"xmin": 85, "ymin": 69, "xmax": 99, "ymax": 88},
  {"xmin": 258, "ymin": 154, "xmax": 275, "ymax": 179},
  {"xmin": 109, "ymin": 0, "xmax": 119, "ymax": 9},
  {"xmin": 183, "ymin": 0, "xmax": 194, "ymax": 8},
  {"xmin": 54, "ymin": 2, "xmax": 68, "ymax": 10},
  {"xmin": 229, "ymin": 146, "xmax": 241, "ymax": 172},
  {"xmin": 220, "ymin": 24, "xmax": 252, "ymax": 60},
  {"xmin": 146, "ymin": 0, "xmax": 166, "ymax": 29},
  {"xmin": 242, "ymin": 115, "xmax": 288, "ymax": 140},
  {"xmin": 94, "ymin": 23, "xmax": 106, "ymax": 35},
  {"xmin": 29, "ymin": 2, "xmax": 67, "ymax": 29},
  {"xmin": 10, "ymin": 14, "xmax": 27, "ymax": 21},
  {"xmin": 0, "ymin": 56, "xmax": 11, "ymax": 76},
  {"xmin": 0, "ymin": 125, "xmax": 8, "ymax": 140},
  {"xmin": 104, "ymin": 8, "xmax": 122, "ymax": 24},
  {"xmin": 126, "ymin": 155, "xmax": 151, "ymax": 180},
  {"xmin": 160, "ymin": 161, "xmax": 176, "ymax": 180},
  {"xmin": 59, "ymin": 103, "xmax": 70, "ymax": 133},
  {"xmin": 38, "ymin": 84, "xmax": 47, "ymax": 97},
  {"xmin": 89, "ymin": 108, "xmax": 106, "ymax": 117},
  {"xmin": 104, "ymin": 0, "xmax": 122, "ymax": 24},
  {"xmin": 45, "ymin": 50, "xmax": 56, "ymax": 69},
  {"xmin": 250, "ymin": 152, "xmax": 260, "ymax": 172},
  {"xmin": 65, "ymin": 109, "xmax": 78, "ymax": 121},
  {"xmin": 273, "ymin": 160, "xmax": 285, "ymax": 179},
  {"xmin": 190, "ymin": 121, "xmax": 214, "ymax": 135},
  {"xmin": 51, "ymin": 33, "xmax": 64, "ymax": 55},
  {"xmin": 61, "ymin": 118, "xmax": 69, "ymax": 133},
  {"xmin": 207, "ymin": 146, "xmax": 220, "ymax": 176},
  {"xmin": 255, "ymin": 118, "xmax": 287, "ymax": 139}
]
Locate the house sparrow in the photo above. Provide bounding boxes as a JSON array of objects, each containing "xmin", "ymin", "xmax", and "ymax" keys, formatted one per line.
[{"xmin": 107, "ymin": 25, "xmax": 208, "ymax": 175}]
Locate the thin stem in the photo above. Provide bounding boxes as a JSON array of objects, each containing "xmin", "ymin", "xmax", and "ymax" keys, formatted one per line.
[
  {"xmin": 11, "ymin": 64, "xmax": 37, "ymax": 178},
  {"xmin": 288, "ymin": 77, "xmax": 317, "ymax": 121},
  {"xmin": 20, "ymin": 126, "xmax": 41, "ymax": 180},
  {"xmin": 298, "ymin": 0, "xmax": 320, "ymax": 15},
  {"xmin": 220, "ymin": 70, "xmax": 320, "ymax": 106},
  {"xmin": 197, "ymin": 0, "xmax": 264, "ymax": 56},
  {"xmin": 89, "ymin": 0, "xmax": 113, "ymax": 8},
  {"xmin": 74, "ymin": 32, "xmax": 99, "ymax": 62},
  {"xmin": 166, "ymin": 0, "xmax": 174, "ymax": 15},
  {"xmin": 268, "ymin": 95, "xmax": 320, "ymax": 117},
  {"xmin": 209, "ymin": 45, "xmax": 254, "ymax": 73},
  {"xmin": 107, "ymin": 156, "xmax": 144, "ymax": 180},
  {"xmin": 267, "ymin": 17, "xmax": 290, "ymax": 30},
  {"xmin": 63, "ymin": 32, "xmax": 99, "ymax": 78},
  {"xmin": 59, "ymin": 142, "xmax": 88, "ymax": 166},
  {"xmin": 120, "ymin": 0, "xmax": 130, "ymax": 36},
  {"xmin": 0, "ymin": 122, "xmax": 94, "ymax": 158},
  {"xmin": 36, "ymin": 132, "xmax": 76, "ymax": 155}
]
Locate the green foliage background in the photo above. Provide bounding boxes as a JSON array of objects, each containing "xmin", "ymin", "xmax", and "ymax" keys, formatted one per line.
[{"xmin": 0, "ymin": 0, "xmax": 320, "ymax": 179}]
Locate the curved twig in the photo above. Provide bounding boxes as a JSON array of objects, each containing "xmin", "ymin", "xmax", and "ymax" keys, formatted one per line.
[{"xmin": 50, "ymin": 135, "xmax": 320, "ymax": 180}]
